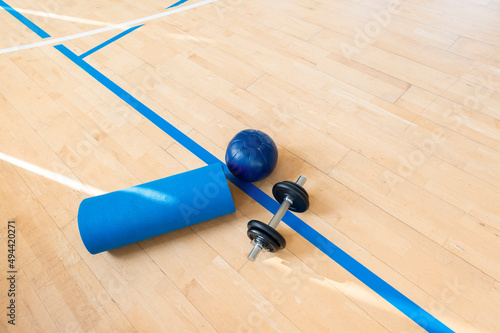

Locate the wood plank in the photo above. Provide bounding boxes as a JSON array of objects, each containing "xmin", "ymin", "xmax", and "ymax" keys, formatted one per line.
[{"xmin": 1, "ymin": 0, "xmax": 499, "ymax": 331}]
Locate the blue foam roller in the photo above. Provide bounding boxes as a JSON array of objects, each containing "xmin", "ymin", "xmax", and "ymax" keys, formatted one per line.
[{"xmin": 78, "ymin": 163, "xmax": 236, "ymax": 254}]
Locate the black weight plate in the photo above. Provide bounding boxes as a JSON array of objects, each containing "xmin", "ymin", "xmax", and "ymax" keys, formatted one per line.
[
  {"xmin": 272, "ymin": 181, "xmax": 310, "ymax": 212},
  {"xmin": 247, "ymin": 220, "xmax": 285, "ymax": 251},
  {"xmin": 247, "ymin": 220, "xmax": 286, "ymax": 252},
  {"xmin": 247, "ymin": 228, "xmax": 281, "ymax": 252}
]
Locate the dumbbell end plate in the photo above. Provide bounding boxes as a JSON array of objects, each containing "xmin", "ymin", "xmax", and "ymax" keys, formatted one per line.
[
  {"xmin": 247, "ymin": 220, "xmax": 286, "ymax": 252},
  {"xmin": 272, "ymin": 181, "xmax": 309, "ymax": 212}
]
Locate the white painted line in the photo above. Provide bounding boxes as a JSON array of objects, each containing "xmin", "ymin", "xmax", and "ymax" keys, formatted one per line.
[{"xmin": 0, "ymin": 0, "xmax": 218, "ymax": 55}]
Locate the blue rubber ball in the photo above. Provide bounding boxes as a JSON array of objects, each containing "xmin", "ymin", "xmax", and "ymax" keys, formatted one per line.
[{"xmin": 225, "ymin": 129, "xmax": 278, "ymax": 182}]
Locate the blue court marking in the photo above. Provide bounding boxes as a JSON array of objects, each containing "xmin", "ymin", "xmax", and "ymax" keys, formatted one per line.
[
  {"xmin": 167, "ymin": 0, "xmax": 189, "ymax": 9},
  {"xmin": 0, "ymin": 1, "xmax": 51, "ymax": 38},
  {"xmin": 2, "ymin": 3, "xmax": 454, "ymax": 333},
  {"xmin": 79, "ymin": 24, "xmax": 143, "ymax": 59}
]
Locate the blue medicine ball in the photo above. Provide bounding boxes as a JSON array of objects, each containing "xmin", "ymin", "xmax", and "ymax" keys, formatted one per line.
[{"xmin": 225, "ymin": 129, "xmax": 278, "ymax": 182}]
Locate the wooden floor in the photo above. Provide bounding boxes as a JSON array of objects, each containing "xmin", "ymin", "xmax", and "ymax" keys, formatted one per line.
[{"xmin": 1, "ymin": 0, "xmax": 500, "ymax": 331}]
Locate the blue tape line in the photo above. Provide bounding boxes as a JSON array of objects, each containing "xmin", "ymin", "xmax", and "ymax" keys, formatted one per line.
[
  {"xmin": 167, "ymin": 0, "xmax": 188, "ymax": 9},
  {"xmin": 2, "ymin": 2, "xmax": 454, "ymax": 332},
  {"xmin": 80, "ymin": 24, "xmax": 144, "ymax": 59},
  {"xmin": 0, "ymin": 0, "xmax": 51, "ymax": 38}
]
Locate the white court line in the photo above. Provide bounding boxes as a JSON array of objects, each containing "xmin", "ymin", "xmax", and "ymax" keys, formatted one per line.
[{"xmin": 0, "ymin": 0, "xmax": 218, "ymax": 55}]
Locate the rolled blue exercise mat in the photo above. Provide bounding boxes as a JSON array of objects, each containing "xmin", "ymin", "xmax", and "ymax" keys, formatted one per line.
[{"xmin": 78, "ymin": 163, "xmax": 236, "ymax": 254}]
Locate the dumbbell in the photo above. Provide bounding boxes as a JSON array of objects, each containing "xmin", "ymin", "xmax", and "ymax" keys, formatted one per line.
[{"xmin": 247, "ymin": 175, "xmax": 309, "ymax": 261}]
